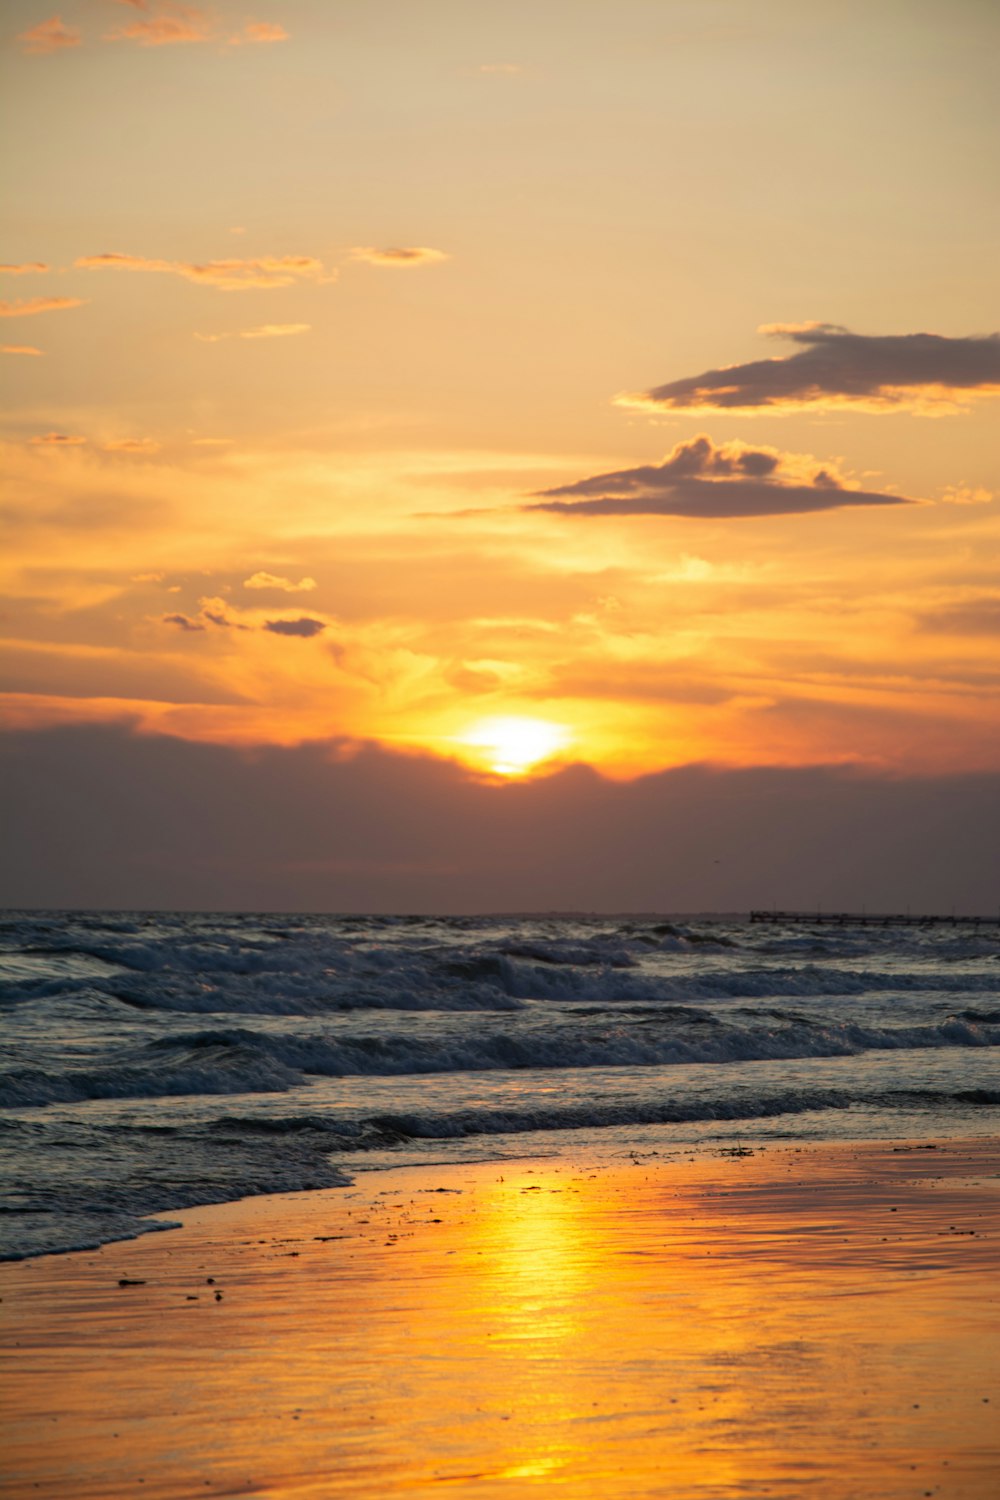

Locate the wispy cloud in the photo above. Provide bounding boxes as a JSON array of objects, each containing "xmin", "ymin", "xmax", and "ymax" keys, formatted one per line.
[
  {"xmin": 617, "ymin": 324, "xmax": 1000, "ymax": 415},
  {"xmin": 105, "ymin": 3, "xmax": 211, "ymax": 47},
  {"xmin": 940, "ymin": 484, "xmax": 993, "ymax": 506},
  {"xmin": 104, "ymin": 437, "xmax": 162, "ymax": 454},
  {"xmin": 918, "ymin": 595, "xmax": 1000, "ymax": 636},
  {"xmin": 19, "ymin": 16, "xmax": 82, "ymax": 55},
  {"xmin": 351, "ymin": 246, "xmax": 450, "ymax": 268},
  {"xmin": 195, "ymin": 323, "xmax": 311, "ymax": 342},
  {"xmin": 0, "ymin": 263, "xmax": 51, "ymax": 275},
  {"xmin": 25, "ymin": 431, "xmax": 161, "ymax": 452},
  {"xmin": 2, "ymin": 345, "xmax": 44, "ymax": 356},
  {"xmin": 526, "ymin": 434, "xmax": 916, "ymax": 520},
  {"xmin": 75, "ymin": 252, "xmax": 334, "ymax": 291},
  {"xmin": 0, "ymin": 296, "xmax": 85, "ymax": 318},
  {"xmin": 235, "ymin": 21, "xmax": 288, "ymax": 45},
  {"xmin": 243, "ymin": 572, "xmax": 318, "ymax": 593},
  {"xmin": 478, "ymin": 63, "xmax": 522, "ymax": 74},
  {"xmin": 20, "ymin": 4, "xmax": 290, "ymax": 54}
]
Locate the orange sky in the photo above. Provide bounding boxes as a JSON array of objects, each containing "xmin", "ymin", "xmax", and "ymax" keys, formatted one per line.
[{"xmin": 3, "ymin": 0, "xmax": 999, "ymax": 786}]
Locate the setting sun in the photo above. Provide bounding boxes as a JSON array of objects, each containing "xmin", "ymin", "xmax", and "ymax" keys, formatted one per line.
[{"xmin": 459, "ymin": 716, "xmax": 572, "ymax": 777}]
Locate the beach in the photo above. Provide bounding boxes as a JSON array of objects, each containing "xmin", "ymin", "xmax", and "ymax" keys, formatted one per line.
[
  {"xmin": 3, "ymin": 1137, "xmax": 998, "ymax": 1499},
  {"xmin": 5, "ymin": 0, "xmax": 999, "ymax": 1489}
]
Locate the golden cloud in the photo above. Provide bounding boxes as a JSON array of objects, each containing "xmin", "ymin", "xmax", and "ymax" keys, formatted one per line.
[
  {"xmin": 2, "ymin": 345, "xmax": 44, "ymax": 356},
  {"xmin": 75, "ymin": 253, "xmax": 334, "ymax": 291},
  {"xmin": 105, "ymin": 4, "xmax": 211, "ymax": 47},
  {"xmin": 19, "ymin": 16, "xmax": 82, "ymax": 55},
  {"xmin": 351, "ymin": 246, "xmax": 450, "ymax": 268},
  {"xmin": 103, "ymin": 437, "xmax": 163, "ymax": 454},
  {"xmin": 0, "ymin": 263, "xmax": 51, "ymax": 275},
  {"xmin": 243, "ymin": 572, "xmax": 318, "ymax": 593},
  {"xmin": 237, "ymin": 22, "xmax": 289, "ymax": 44},
  {"xmin": 939, "ymin": 484, "xmax": 993, "ymax": 506},
  {"xmin": 0, "ymin": 297, "xmax": 86, "ymax": 318},
  {"xmin": 195, "ymin": 323, "xmax": 311, "ymax": 342},
  {"xmin": 29, "ymin": 432, "xmax": 88, "ymax": 446}
]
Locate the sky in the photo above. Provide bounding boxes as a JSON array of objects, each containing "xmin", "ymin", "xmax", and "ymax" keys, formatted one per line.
[{"xmin": 2, "ymin": 0, "xmax": 999, "ymax": 910}]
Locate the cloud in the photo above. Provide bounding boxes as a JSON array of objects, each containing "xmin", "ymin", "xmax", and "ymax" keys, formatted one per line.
[
  {"xmin": 940, "ymin": 484, "xmax": 993, "ymax": 506},
  {"xmin": 919, "ymin": 595, "xmax": 1000, "ymax": 637},
  {"xmin": 2, "ymin": 723, "xmax": 997, "ymax": 912},
  {"xmin": 263, "ymin": 617, "xmax": 327, "ymax": 638},
  {"xmin": 0, "ymin": 263, "xmax": 50, "ymax": 275},
  {"xmin": 351, "ymin": 246, "xmax": 450, "ymax": 268},
  {"xmin": 526, "ymin": 435, "xmax": 915, "ymax": 520},
  {"xmin": 197, "ymin": 596, "xmax": 250, "ymax": 630},
  {"xmin": 103, "ymin": 437, "xmax": 162, "ymax": 454},
  {"xmin": 25, "ymin": 431, "xmax": 160, "ymax": 453},
  {"xmin": 162, "ymin": 612, "xmax": 205, "ymax": 631},
  {"xmin": 195, "ymin": 323, "xmax": 311, "ymax": 342},
  {"xmin": 236, "ymin": 22, "xmax": 288, "ymax": 44},
  {"xmin": 478, "ymin": 63, "xmax": 522, "ymax": 74},
  {"xmin": 243, "ymin": 572, "xmax": 318, "ymax": 593},
  {"xmin": 2, "ymin": 345, "xmax": 44, "ymax": 357},
  {"xmin": 617, "ymin": 324, "xmax": 1000, "ymax": 415},
  {"xmin": 75, "ymin": 253, "xmax": 334, "ymax": 291},
  {"xmin": 105, "ymin": 4, "xmax": 212, "ymax": 47},
  {"xmin": 19, "ymin": 16, "xmax": 82, "ymax": 54},
  {"xmin": 160, "ymin": 597, "xmax": 324, "ymax": 635},
  {"xmin": 0, "ymin": 296, "xmax": 85, "ymax": 318}
]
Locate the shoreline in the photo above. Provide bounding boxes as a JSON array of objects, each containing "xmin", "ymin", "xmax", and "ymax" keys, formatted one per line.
[{"xmin": 3, "ymin": 1134, "xmax": 998, "ymax": 1498}]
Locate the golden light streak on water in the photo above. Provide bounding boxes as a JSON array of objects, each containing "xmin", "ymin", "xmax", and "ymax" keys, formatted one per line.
[{"xmin": 2, "ymin": 1145, "xmax": 998, "ymax": 1497}]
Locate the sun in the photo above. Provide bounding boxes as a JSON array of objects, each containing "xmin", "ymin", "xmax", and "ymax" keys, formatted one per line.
[{"xmin": 459, "ymin": 716, "xmax": 572, "ymax": 777}]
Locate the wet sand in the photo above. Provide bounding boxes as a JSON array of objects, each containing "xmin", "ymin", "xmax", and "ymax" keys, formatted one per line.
[{"xmin": 2, "ymin": 1138, "xmax": 998, "ymax": 1498}]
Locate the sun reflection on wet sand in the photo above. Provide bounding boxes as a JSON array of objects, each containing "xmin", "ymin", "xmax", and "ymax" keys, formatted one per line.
[{"xmin": 1, "ymin": 1142, "xmax": 998, "ymax": 1498}]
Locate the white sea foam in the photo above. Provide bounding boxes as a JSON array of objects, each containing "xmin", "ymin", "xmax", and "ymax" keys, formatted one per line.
[{"xmin": 1, "ymin": 910, "xmax": 998, "ymax": 1258}]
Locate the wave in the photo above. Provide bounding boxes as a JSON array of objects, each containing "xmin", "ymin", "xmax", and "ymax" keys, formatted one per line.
[
  {"xmin": 4, "ymin": 945, "xmax": 997, "ymax": 1016},
  {"xmin": 7, "ymin": 1075, "xmax": 996, "ymax": 1261},
  {"xmin": 3, "ymin": 1010, "xmax": 998, "ymax": 1108}
]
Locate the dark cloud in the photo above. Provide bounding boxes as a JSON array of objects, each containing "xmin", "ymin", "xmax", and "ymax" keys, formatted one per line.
[
  {"xmin": 919, "ymin": 596, "xmax": 1000, "ymax": 636},
  {"xmin": 1, "ymin": 724, "xmax": 996, "ymax": 913},
  {"xmin": 202, "ymin": 608, "xmax": 250, "ymax": 631},
  {"xmin": 618, "ymin": 324, "xmax": 1000, "ymax": 414},
  {"xmin": 528, "ymin": 435, "xmax": 914, "ymax": 519},
  {"xmin": 263, "ymin": 617, "xmax": 326, "ymax": 638},
  {"xmin": 161, "ymin": 605, "xmax": 325, "ymax": 636}
]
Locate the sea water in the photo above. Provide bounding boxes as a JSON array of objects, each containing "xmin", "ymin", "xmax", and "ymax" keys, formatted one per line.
[{"xmin": 1, "ymin": 910, "xmax": 997, "ymax": 1259}]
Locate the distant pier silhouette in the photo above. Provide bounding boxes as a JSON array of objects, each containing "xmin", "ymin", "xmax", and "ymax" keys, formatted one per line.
[{"xmin": 749, "ymin": 910, "xmax": 997, "ymax": 927}]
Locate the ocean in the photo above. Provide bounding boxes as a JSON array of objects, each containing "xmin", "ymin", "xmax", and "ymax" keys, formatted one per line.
[{"xmin": 1, "ymin": 910, "xmax": 998, "ymax": 1261}]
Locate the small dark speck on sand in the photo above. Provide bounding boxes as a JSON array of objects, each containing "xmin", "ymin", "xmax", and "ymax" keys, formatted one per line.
[{"xmin": 118, "ymin": 1278, "xmax": 145, "ymax": 1287}]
